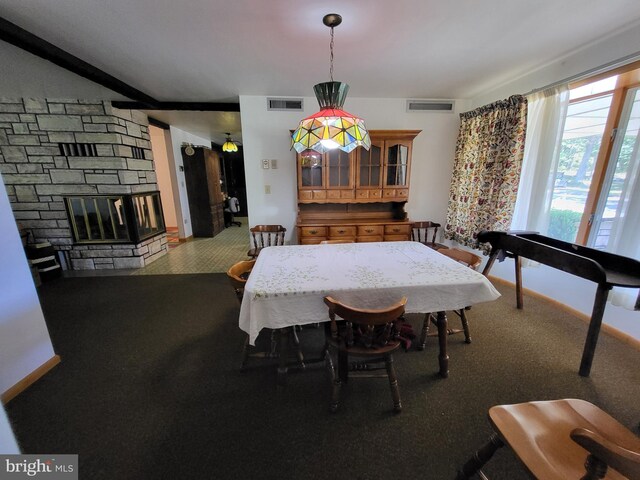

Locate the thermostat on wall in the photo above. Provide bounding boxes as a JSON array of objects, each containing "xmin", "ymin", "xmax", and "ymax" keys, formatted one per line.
[{"xmin": 262, "ymin": 159, "xmax": 270, "ymax": 169}]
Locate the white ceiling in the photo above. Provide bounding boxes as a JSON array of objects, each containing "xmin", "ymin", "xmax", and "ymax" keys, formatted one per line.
[{"xmin": 2, "ymin": 0, "xmax": 640, "ymax": 138}]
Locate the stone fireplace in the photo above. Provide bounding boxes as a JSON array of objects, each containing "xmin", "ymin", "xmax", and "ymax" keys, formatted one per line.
[{"xmin": 0, "ymin": 98, "xmax": 168, "ymax": 269}]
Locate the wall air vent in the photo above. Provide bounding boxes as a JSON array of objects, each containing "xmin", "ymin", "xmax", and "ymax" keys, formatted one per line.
[
  {"xmin": 131, "ymin": 147, "xmax": 145, "ymax": 159},
  {"xmin": 406, "ymin": 99, "xmax": 455, "ymax": 113},
  {"xmin": 58, "ymin": 143, "xmax": 98, "ymax": 157},
  {"xmin": 267, "ymin": 98, "xmax": 304, "ymax": 111}
]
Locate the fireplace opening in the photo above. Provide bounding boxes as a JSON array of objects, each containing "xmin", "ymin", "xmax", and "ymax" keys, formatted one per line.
[{"xmin": 65, "ymin": 192, "xmax": 165, "ymax": 244}]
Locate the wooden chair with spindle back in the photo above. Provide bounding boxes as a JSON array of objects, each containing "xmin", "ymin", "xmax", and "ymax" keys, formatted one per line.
[
  {"xmin": 411, "ymin": 221, "xmax": 448, "ymax": 250},
  {"xmin": 457, "ymin": 399, "xmax": 640, "ymax": 480},
  {"xmin": 419, "ymin": 248, "xmax": 482, "ymax": 349},
  {"xmin": 248, "ymin": 225, "xmax": 286, "ymax": 258},
  {"xmin": 324, "ymin": 296, "xmax": 407, "ymax": 413},
  {"xmin": 227, "ymin": 259, "xmax": 303, "ymax": 371}
]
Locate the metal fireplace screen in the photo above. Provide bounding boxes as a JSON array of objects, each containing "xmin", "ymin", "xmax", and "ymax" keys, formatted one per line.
[{"xmin": 65, "ymin": 192, "xmax": 165, "ymax": 244}]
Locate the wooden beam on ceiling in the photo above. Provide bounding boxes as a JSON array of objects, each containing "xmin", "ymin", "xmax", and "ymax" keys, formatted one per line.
[{"xmin": 111, "ymin": 101, "xmax": 240, "ymax": 112}]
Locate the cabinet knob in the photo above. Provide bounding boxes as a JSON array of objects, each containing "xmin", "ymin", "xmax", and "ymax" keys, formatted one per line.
[
  {"xmin": 337, "ymin": 229, "xmax": 345, "ymax": 234},
  {"xmin": 309, "ymin": 230, "xmax": 318, "ymax": 234},
  {"xmin": 392, "ymin": 228, "xmax": 400, "ymax": 232},
  {"xmin": 365, "ymin": 229, "xmax": 373, "ymax": 233}
]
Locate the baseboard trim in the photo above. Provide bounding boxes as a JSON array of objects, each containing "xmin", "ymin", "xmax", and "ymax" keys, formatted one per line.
[
  {"xmin": 488, "ymin": 275, "xmax": 640, "ymax": 351},
  {"xmin": 1, "ymin": 355, "xmax": 61, "ymax": 404}
]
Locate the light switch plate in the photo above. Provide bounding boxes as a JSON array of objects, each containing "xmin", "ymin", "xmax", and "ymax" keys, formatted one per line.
[
  {"xmin": 262, "ymin": 159, "xmax": 270, "ymax": 169},
  {"xmin": 264, "ymin": 185, "xmax": 271, "ymax": 194},
  {"xmin": 270, "ymin": 159, "xmax": 278, "ymax": 169}
]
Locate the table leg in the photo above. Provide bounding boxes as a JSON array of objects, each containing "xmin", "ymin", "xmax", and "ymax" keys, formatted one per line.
[
  {"xmin": 436, "ymin": 311, "xmax": 449, "ymax": 378},
  {"xmin": 579, "ymin": 284, "xmax": 610, "ymax": 377},
  {"xmin": 481, "ymin": 248, "xmax": 500, "ymax": 277},
  {"xmin": 514, "ymin": 254, "xmax": 523, "ymax": 309}
]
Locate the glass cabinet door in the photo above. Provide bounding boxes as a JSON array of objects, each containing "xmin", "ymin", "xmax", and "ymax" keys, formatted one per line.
[
  {"xmin": 385, "ymin": 142, "xmax": 410, "ymax": 187},
  {"xmin": 358, "ymin": 141, "xmax": 383, "ymax": 187},
  {"xmin": 299, "ymin": 150, "xmax": 324, "ymax": 187},
  {"xmin": 326, "ymin": 149, "xmax": 352, "ymax": 188}
]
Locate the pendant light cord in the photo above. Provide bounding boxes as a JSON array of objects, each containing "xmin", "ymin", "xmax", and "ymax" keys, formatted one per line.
[{"xmin": 329, "ymin": 26, "xmax": 334, "ymax": 82}]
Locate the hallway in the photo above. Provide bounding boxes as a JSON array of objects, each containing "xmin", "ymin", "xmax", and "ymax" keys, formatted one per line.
[{"xmin": 131, "ymin": 218, "xmax": 249, "ymax": 275}]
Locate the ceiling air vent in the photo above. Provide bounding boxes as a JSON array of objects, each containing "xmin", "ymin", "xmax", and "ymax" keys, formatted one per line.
[
  {"xmin": 267, "ymin": 98, "xmax": 304, "ymax": 111},
  {"xmin": 406, "ymin": 99, "xmax": 455, "ymax": 113}
]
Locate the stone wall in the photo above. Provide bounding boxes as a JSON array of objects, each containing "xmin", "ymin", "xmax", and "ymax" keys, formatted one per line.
[{"xmin": 0, "ymin": 98, "xmax": 167, "ymax": 270}]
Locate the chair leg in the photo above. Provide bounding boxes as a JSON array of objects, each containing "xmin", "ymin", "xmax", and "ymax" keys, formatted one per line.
[
  {"xmin": 269, "ymin": 330, "xmax": 278, "ymax": 357},
  {"xmin": 290, "ymin": 326, "xmax": 305, "ymax": 368},
  {"xmin": 385, "ymin": 354, "xmax": 402, "ymax": 413},
  {"xmin": 419, "ymin": 313, "xmax": 432, "ymax": 350},
  {"xmin": 330, "ymin": 348, "xmax": 343, "ymax": 413},
  {"xmin": 459, "ymin": 309, "xmax": 472, "ymax": 344},
  {"xmin": 330, "ymin": 374, "xmax": 342, "ymax": 413},
  {"xmin": 456, "ymin": 433, "xmax": 503, "ymax": 480},
  {"xmin": 240, "ymin": 335, "xmax": 250, "ymax": 372}
]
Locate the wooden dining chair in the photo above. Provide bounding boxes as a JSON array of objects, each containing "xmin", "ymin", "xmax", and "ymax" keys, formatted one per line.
[
  {"xmin": 411, "ymin": 221, "xmax": 448, "ymax": 250},
  {"xmin": 419, "ymin": 248, "xmax": 482, "ymax": 349},
  {"xmin": 227, "ymin": 259, "xmax": 303, "ymax": 371},
  {"xmin": 457, "ymin": 399, "xmax": 640, "ymax": 480},
  {"xmin": 248, "ymin": 225, "xmax": 286, "ymax": 258},
  {"xmin": 324, "ymin": 296, "xmax": 407, "ymax": 413},
  {"xmin": 319, "ymin": 239, "xmax": 355, "ymax": 244}
]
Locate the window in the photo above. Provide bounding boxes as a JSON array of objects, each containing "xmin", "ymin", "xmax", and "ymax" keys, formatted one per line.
[
  {"xmin": 590, "ymin": 87, "xmax": 640, "ymax": 251},
  {"xmin": 548, "ymin": 82, "xmax": 615, "ymax": 242},
  {"xmin": 547, "ymin": 63, "xmax": 640, "ymax": 250}
]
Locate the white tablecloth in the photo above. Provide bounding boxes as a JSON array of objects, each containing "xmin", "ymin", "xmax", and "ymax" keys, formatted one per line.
[{"xmin": 239, "ymin": 242, "xmax": 500, "ymax": 345}]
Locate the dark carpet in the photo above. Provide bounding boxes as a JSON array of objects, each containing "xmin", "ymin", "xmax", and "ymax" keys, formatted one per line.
[{"xmin": 6, "ymin": 274, "xmax": 640, "ymax": 479}]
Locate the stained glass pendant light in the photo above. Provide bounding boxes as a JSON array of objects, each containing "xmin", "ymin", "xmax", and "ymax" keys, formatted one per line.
[
  {"xmin": 222, "ymin": 133, "xmax": 238, "ymax": 153},
  {"xmin": 291, "ymin": 14, "xmax": 370, "ymax": 154}
]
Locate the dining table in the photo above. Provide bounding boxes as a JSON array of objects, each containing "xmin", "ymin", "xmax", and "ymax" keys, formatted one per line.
[{"xmin": 238, "ymin": 241, "xmax": 500, "ymax": 381}]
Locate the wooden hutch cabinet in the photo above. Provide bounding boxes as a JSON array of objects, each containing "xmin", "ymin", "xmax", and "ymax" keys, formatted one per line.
[{"xmin": 296, "ymin": 130, "xmax": 420, "ymax": 244}]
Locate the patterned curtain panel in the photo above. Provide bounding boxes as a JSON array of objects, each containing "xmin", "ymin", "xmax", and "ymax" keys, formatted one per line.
[{"xmin": 445, "ymin": 95, "xmax": 527, "ymax": 251}]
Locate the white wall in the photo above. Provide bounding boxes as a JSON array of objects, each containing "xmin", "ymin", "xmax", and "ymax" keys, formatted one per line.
[
  {"xmin": 149, "ymin": 125, "xmax": 178, "ymax": 228},
  {"xmin": 239, "ymin": 95, "xmax": 468, "ymax": 242},
  {"xmin": 468, "ymin": 27, "xmax": 640, "ymax": 340},
  {"xmin": 167, "ymin": 127, "xmax": 212, "ymax": 239},
  {"xmin": 0, "ymin": 41, "xmax": 125, "ymax": 100},
  {"xmin": 0, "ymin": 174, "xmax": 57, "ymax": 395},
  {"xmin": 0, "ymin": 406, "xmax": 19, "ymax": 453},
  {"xmin": 471, "ymin": 24, "xmax": 640, "ymax": 108}
]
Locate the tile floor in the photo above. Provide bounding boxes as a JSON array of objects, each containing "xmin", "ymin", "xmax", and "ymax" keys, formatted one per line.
[{"xmin": 131, "ymin": 217, "xmax": 250, "ymax": 275}]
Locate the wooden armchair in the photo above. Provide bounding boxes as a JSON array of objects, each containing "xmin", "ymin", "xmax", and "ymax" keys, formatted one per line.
[
  {"xmin": 248, "ymin": 225, "xmax": 286, "ymax": 258},
  {"xmin": 227, "ymin": 259, "xmax": 303, "ymax": 371},
  {"xmin": 324, "ymin": 296, "xmax": 407, "ymax": 413},
  {"xmin": 419, "ymin": 248, "xmax": 482, "ymax": 348},
  {"xmin": 457, "ymin": 399, "xmax": 640, "ymax": 480},
  {"xmin": 411, "ymin": 221, "xmax": 448, "ymax": 250}
]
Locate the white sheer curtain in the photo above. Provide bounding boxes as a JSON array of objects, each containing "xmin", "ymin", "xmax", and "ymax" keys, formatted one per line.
[{"xmin": 511, "ymin": 85, "xmax": 570, "ymax": 233}]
